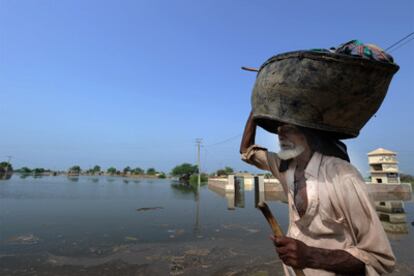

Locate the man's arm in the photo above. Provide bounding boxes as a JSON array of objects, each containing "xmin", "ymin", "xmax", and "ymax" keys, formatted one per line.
[
  {"xmin": 240, "ymin": 111, "xmax": 256, "ymax": 154},
  {"xmin": 326, "ymin": 166, "xmax": 396, "ymax": 274},
  {"xmin": 239, "ymin": 112, "xmax": 274, "ymax": 171},
  {"xmin": 272, "ymin": 236, "xmax": 365, "ymax": 274}
]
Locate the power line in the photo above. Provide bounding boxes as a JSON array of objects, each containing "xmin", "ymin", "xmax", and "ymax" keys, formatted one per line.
[
  {"xmin": 205, "ymin": 133, "xmax": 242, "ymax": 147},
  {"xmin": 385, "ymin": 31, "xmax": 414, "ymax": 51},
  {"xmin": 389, "ymin": 37, "xmax": 414, "ymax": 53}
]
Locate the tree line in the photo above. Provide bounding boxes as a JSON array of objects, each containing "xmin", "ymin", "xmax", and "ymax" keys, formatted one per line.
[{"xmin": 8, "ymin": 161, "xmax": 244, "ymax": 181}]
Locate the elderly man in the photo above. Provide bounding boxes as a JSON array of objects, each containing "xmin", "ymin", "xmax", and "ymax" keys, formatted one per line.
[{"xmin": 240, "ymin": 112, "xmax": 395, "ymax": 276}]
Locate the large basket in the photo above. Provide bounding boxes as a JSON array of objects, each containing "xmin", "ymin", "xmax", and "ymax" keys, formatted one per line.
[{"xmin": 251, "ymin": 51, "xmax": 399, "ymax": 139}]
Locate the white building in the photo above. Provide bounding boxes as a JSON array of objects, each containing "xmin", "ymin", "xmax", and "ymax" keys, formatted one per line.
[{"xmin": 368, "ymin": 148, "xmax": 400, "ymax": 184}]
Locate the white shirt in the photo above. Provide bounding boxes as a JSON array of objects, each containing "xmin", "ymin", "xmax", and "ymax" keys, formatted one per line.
[{"xmin": 242, "ymin": 145, "xmax": 395, "ymax": 276}]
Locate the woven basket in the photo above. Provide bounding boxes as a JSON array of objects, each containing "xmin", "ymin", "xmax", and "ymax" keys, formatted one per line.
[{"xmin": 251, "ymin": 51, "xmax": 399, "ymax": 139}]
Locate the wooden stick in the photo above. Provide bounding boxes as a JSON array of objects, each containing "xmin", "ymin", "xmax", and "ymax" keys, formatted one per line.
[
  {"xmin": 257, "ymin": 202, "xmax": 306, "ymax": 276},
  {"xmin": 241, "ymin": 66, "xmax": 259, "ymax": 72},
  {"xmin": 257, "ymin": 201, "xmax": 284, "ymax": 237}
]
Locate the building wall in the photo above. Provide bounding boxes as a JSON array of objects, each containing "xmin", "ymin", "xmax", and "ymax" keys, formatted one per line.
[
  {"xmin": 382, "ymin": 164, "xmax": 399, "ymax": 172},
  {"xmin": 371, "ymin": 173, "xmax": 400, "ymax": 184},
  {"xmin": 371, "ymin": 173, "xmax": 388, "ymax": 184},
  {"xmin": 368, "ymin": 155, "xmax": 397, "ymax": 164}
]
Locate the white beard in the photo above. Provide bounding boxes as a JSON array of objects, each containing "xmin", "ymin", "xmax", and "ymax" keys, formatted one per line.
[{"xmin": 277, "ymin": 143, "xmax": 305, "ymax": 160}]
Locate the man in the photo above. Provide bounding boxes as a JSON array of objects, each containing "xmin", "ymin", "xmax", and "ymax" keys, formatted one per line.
[{"xmin": 240, "ymin": 112, "xmax": 395, "ymax": 276}]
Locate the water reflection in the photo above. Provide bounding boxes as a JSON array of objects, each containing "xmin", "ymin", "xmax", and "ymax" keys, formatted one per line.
[
  {"xmin": 0, "ymin": 172, "xmax": 13, "ymax": 180},
  {"xmin": 209, "ymin": 184, "xmax": 245, "ymax": 210},
  {"xmin": 234, "ymin": 176, "xmax": 245, "ymax": 208},
  {"xmin": 376, "ymin": 200, "xmax": 409, "ymax": 234},
  {"xmin": 67, "ymin": 176, "xmax": 79, "ymax": 182},
  {"xmin": 171, "ymin": 182, "xmax": 197, "ymax": 194},
  {"xmin": 170, "ymin": 182, "xmax": 201, "ymax": 203},
  {"xmin": 19, "ymin": 173, "xmax": 31, "ymax": 179},
  {"xmin": 169, "ymin": 181, "xmax": 203, "ymax": 234},
  {"xmin": 87, "ymin": 177, "xmax": 100, "ymax": 183}
]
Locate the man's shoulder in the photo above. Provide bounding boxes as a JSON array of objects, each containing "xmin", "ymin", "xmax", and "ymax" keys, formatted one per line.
[{"xmin": 320, "ymin": 154, "xmax": 363, "ymax": 181}]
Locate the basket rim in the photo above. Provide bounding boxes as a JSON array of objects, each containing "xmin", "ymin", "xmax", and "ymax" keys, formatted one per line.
[
  {"xmin": 253, "ymin": 113, "xmax": 358, "ymax": 139},
  {"xmin": 258, "ymin": 50, "xmax": 400, "ymax": 74}
]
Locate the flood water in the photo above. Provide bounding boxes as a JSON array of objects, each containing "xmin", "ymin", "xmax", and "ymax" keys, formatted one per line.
[{"xmin": 0, "ymin": 175, "xmax": 413, "ymax": 275}]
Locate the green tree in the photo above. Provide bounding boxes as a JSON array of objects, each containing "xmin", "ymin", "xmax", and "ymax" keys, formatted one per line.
[
  {"xmin": 401, "ymin": 173, "xmax": 414, "ymax": 186},
  {"xmin": 123, "ymin": 166, "xmax": 131, "ymax": 174},
  {"xmin": 19, "ymin": 167, "xmax": 32, "ymax": 174},
  {"xmin": 69, "ymin": 165, "xmax": 81, "ymax": 173},
  {"xmin": 171, "ymin": 163, "xmax": 198, "ymax": 177},
  {"xmin": 216, "ymin": 166, "xmax": 234, "ymax": 176},
  {"xmin": 0, "ymin": 162, "xmax": 13, "ymax": 174},
  {"xmin": 171, "ymin": 163, "xmax": 198, "ymax": 184},
  {"xmin": 92, "ymin": 165, "xmax": 101, "ymax": 174},
  {"xmin": 132, "ymin": 167, "xmax": 144, "ymax": 175},
  {"xmin": 146, "ymin": 168, "xmax": 157, "ymax": 175},
  {"xmin": 107, "ymin": 167, "xmax": 117, "ymax": 175},
  {"xmin": 33, "ymin": 168, "xmax": 45, "ymax": 175},
  {"xmin": 158, "ymin": 172, "xmax": 166, "ymax": 179},
  {"xmin": 224, "ymin": 166, "xmax": 234, "ymax": 174}
]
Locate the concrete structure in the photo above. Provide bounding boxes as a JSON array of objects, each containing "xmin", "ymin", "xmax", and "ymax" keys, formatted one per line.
[
  {"xmin": 368, "ymin": 148, "xmax": 409, "ymax": 233},
  {"xmin": 207, "ymin": 163, "xmax": 411, "ymax": 224},
  {"xmin": 208, "ymin": 175, "xmax": 281, "ymax": 192},
  {"xmin": 208, "ymin": 175, "xmax": 286, "ymax": 209},
  {"xmin": 368, "ymin": 148, "xmax": 400, "ymax": 184},
  {"xmin": 208, "ymin": 175, "xmax": 235, "ymax": 192}
]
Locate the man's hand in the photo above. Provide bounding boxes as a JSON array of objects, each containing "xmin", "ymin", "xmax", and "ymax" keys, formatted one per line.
[
  {"xmin": 271, "ymin": 235, "xmax": 365, "ymax": 274},
  {"xmin": 271, "ymin": 236, "xmax": 310, "ymax": 269}
]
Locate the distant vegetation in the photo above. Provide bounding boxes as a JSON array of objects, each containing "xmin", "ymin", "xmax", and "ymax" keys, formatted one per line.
[
  {"xmin": 171, "ymin": 163, "xmax": 198, "ymax": 183},
  {"xmin": 0, "ymin": 162, "xmax": 13, "ymax": 179},
  {"xmin": 107, "ymin": 167, "xmax": 117, "ymax": 175},
  {"xmin": 189, "ymin": 173, "xmax": 208, "ymax": 184},
  {"xmin": 10, "ymin": 162, "xmax": 258, "ymax": 182},
  {"xmin": 33, "ymin": 168, "xmax": 48, "ymax": 175},
  {"xmin": 15, "ymin": 167, "xmax": 51, "ymax": 175},
  {"xmin": 401, "ymin": 173, "xmax": 414, "ymax": 186},
  {"xmin": 216, "ymin": 166, "xmax": 234, "ymax": 176},
  {"xmin": 69, "ymin": 165, "xmax": 81, "ymax": 174},
  {"xmin": 0, "ymin": 162, "xmax": 13, "ymax": 171},
  {"xmin": 18, "ymin": 167, "xmax": 32, "ymax": 174},
  {"xmin": 131, "ymin": 167, "xmax": 144, "ymax": 175},
  {"xmin": 146, "ymin": 168, "xmax": 157, "ymax": 175}
]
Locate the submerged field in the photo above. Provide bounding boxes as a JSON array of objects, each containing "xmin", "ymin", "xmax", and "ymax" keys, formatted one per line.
[{"xmin": 1, "ymin": 176, "xmax": 413, "ymax": 275}]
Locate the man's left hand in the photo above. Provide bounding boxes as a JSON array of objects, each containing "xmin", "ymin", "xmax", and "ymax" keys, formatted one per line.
[{"xmin": 271, "ymin": 236, "xmax": 311, "ymax": 268}]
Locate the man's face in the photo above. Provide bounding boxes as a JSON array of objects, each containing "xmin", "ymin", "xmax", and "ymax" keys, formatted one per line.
[{"xmin": 276, "ymin": 124, "xmax": 308, "ymax": 160}]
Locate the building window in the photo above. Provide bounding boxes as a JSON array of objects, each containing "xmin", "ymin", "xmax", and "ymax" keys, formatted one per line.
[
  {"xmin": 372, "ymin": 164, "xmax": 382, "ymax": 171},
  {"xmin": 376, "ymin": 178, "xmax": 382, "ymax": 183}
]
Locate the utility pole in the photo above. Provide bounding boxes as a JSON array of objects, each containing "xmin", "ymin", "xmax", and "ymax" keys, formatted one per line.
[
  {"xmin": 195, "ymin": 138, "xmax": 202, "ymax": 188},
  {"xmin": 194, "ymin": 138, "xmax": 202, "ymax": 234}
]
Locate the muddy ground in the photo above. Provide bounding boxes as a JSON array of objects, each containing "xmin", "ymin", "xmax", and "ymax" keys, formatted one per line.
[{"xmin": 1, "ymin": 237, "xmax": 413, "ymax": 276}]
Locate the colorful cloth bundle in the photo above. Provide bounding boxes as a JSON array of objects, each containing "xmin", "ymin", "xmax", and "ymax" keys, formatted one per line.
[
  {"xmin": 335, "ymin": 40, "xmax": 394, "ymax": 63},
  {"xmin": 312, "ymin": 40, "xmax": 394, "ymax": 63}
]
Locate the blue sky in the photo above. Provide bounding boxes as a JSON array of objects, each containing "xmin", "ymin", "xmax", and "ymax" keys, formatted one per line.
[{"xmin": 1, "ymin": 0, "xmax": 413, "ymax": 176}]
